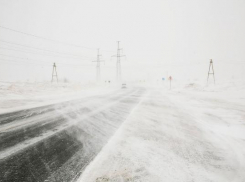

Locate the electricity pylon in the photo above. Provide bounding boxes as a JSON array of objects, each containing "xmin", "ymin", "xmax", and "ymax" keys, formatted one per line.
[
  {"xmin": 92, "ymin": 49, "xmax": 104, "ymax": 82},
  {"xmin": 51, "ymin": 63, "xmax": 58, "ymax": 83},
  {"xmin": 207, "ymin": 59, "xmax": 215, "ymax": 84},
  {"xmin": 112, "ymin": 41, "xmax": 125, "ymax": 82}
]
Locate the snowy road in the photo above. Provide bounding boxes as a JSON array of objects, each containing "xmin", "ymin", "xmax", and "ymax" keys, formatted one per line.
[
  {"xmin": 78, "ymin": 87, "xmax": 245, "ymax": 182},
  {"xmin": 0, "ymin": 88, "xmax": 146, "ymax": 182},
  {"xmin": 1, "ymin": 86, "xmax": 245, "ymax": 182}
]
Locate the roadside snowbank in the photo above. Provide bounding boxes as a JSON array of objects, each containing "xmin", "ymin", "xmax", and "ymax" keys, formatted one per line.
[{"xmin": 0, "ymin": 82, "xmax": 117, "ymax": 114}]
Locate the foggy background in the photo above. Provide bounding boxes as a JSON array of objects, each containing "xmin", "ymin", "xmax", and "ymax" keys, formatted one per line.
[{"xmin": 0, "ymin": 0, "xmax": 244, "ymax": 84}]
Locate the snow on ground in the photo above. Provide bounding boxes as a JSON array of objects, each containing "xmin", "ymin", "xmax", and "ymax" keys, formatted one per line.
[
  {"xmin": 1, "ymin": 80, "xmax": 245, "ymax": 181},
  {"xmin": 78, "ymin": 82, "xmax": 245, "ymax": 182},
  {"xmin": 0, "ymin": 81, "xmax": 117, "ymax": 114}
]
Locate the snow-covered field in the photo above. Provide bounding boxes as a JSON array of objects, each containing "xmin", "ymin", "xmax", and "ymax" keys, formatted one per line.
[
  {"xmin": 78, "ymin": 82, "xmax": 245, "ymax": 182},
  {"xmin": 0, "ymin": 81, "xmax": 117, "ymax": 114}
]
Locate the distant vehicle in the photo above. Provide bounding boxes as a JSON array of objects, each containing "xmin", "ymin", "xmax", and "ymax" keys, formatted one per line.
[{"xmin": 121, "ymin": 83, "xmax": 127, "ymax": 89}]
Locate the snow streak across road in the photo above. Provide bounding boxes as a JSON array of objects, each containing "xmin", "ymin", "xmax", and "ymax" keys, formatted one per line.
[
  {"xmin": 0, "ymin": 88, "xmax": 146, "ymax": 182},
  {"xmin": 79, "ymin": 88, "xmax": 245, "ymax": 182}
]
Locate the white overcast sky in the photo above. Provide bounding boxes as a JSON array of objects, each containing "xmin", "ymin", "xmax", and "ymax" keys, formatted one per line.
[{"xmin": 0, "ymin": 0, "xmax": 245, "ymax": 83}]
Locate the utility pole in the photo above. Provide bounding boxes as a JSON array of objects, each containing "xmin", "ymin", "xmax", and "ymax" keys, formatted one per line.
[
  {"xmin": 51, "ymin": 62, "xmax": 58, "ymax": 83},
  {"xmin": 207, "ymin": 59, "xmax": 215, "ymax": 85},
  {"xmin": 93, "ymin": 49, "xmax": 104, "ymax": 82},
  {"xmin": 112, "ymin": 41, "xmax": 125, "ymax": 82}
]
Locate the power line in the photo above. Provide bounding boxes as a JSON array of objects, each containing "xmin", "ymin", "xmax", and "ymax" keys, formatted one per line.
[
  {"xmin": 215, "ymin": 61, "xmax": 245, "ymax": 65},
  {"xmin": 0, "ymin": 53, "xmax": 62, "ymax": 65},
  {"xmin": 0, "ymin": 25, "xmax": 116, "ymax": 54},
  {"xmin": 0, "ymin": 39, "xmax": 95, "ymax": 59},
  {"xmin": 0, "ymin": 53, "xmax": 32, "ymax": 60},
  {"xmin": 0, "ymin": 53, "xmax": 56, "ymax": 64},
  {"xmin": 58, "ymin": 64, "xmax": 93, "ymax": 68},
  {"xmin": 100, "ymin": 49, "xmax": 115, "ymax": 53},
  {"xmin": 0, "ymin": 58, "xmax": 47, "ymax": 66},
  {"xmin": 0, "ymin": 25, "xmax": 97, "ymax": 50},
  {"xmin": 0, "ymin": 53, "xmax": 89, "ymax": 65},
  {"xmin": 0, "ymin": 57, "xmax": 94, "ymax": 68},
  {"xmin": 0, "ymin": 58, "xmax": 92, "ymax": 69},
  {"xmin": 0, "ymin": 46, "xmax": 94, "ymax": 61}
]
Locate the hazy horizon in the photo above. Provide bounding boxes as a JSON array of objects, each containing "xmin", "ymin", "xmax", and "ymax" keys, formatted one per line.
[{"xmin": 0, "ymin": 0, "xmax": 245, "ymax": 83}]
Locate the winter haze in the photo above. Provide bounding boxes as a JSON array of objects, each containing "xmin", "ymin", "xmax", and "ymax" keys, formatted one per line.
[
  {"xmin": 0, "ymin": 0, "xmax": 244, "ymax": 83},
  {"xmin": 0, "ymin": 1, "xmax": 245, "ymax": 182}
]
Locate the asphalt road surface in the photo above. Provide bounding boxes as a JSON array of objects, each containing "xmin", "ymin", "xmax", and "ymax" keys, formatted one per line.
[{"xmin": 0, "ymin": 88, "xmax": 146, "ymax": 182}]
